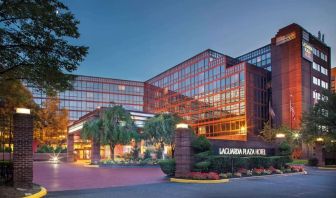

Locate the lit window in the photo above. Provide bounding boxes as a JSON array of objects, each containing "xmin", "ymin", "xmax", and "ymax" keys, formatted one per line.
[{"xmin": 118, "ymin": 85, "xmax": 125, "ymax": 91}]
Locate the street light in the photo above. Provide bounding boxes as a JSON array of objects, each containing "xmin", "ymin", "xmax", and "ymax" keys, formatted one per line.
[
  {"xmin": 15, "ymin": 108, "xmax": 31, "ymax": 114},
  {"xmin": 316, "ymin": 137, "xmax": 324, "ymax": 142},
  {"xmin": 176, "ymin": 123, "xmax": 188, "ymax": 129},
  {"xmin": 276, "ymin": 133, "xmax": 285, "ymax": 138},
  {"xmin": 293, "ymin": 133, "xmax": 300, "ymax": 139}
]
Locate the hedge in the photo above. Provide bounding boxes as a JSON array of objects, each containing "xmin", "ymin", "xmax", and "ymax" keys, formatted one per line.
[
  {"xmin": 209, "ymin": 156, "xmax": 292, "ymax": 173},
  {"xmin": 158, "ymin": 159, "xmax": 176, "ymax": 176}
]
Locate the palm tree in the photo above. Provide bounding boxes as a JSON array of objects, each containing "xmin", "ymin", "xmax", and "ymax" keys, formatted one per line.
[
  {"xmin": 102, "ymin": 106, "xmax": 138, "ymax": 160},
  {"xmin": 143, "ymin": 113, "xmax": 181, "ymax": 158},
  {"xmin": 81, "ymin": 118, "xmax": 103, "ymax": 164}
]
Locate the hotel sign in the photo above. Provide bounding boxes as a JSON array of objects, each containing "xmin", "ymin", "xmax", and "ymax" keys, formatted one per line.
[
  {"xmin": 302, "ymin": 40, "xmax": 313, "ymax": 62},
  {"xmin": 219, "ymin": 147, "xmax": 266, "ymax": 156},
  {"xmin": 276, "ymin": 32, "xmax": 296, "ymax": 46}
]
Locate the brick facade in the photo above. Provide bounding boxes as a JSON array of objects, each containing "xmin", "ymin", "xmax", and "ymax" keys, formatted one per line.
[
  {"xmin": 174, "ymin": 128, "xmax": 193, "ymax": 178},
  {"xmin": 13, "ymin": 113, "xmax": 34, "ymax": 188},
  {"xmin": 67, "ymin": 134, "xmax": 75, "ymax": 162}
]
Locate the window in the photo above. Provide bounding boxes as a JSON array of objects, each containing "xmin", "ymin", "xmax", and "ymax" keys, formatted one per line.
[
  {"xmin": 313, "ymin": 62, "xmax": 320, "ymax": 71},
  {"xmin": 118, "ymin": 85, "xmax": 125, "ymax": 91}
]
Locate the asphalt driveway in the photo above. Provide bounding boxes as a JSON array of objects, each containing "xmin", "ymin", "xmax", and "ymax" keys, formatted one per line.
[
  {"xmin": 47, "ymin": 167, "xmax": 336, "ymax": 198},
  {"xmin": 33, "ymin": 162, "xmax": 165, "ymax": 191}
]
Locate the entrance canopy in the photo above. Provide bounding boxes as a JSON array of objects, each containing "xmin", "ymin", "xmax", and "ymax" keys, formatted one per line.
[{"xmin": 68, "ymin": 107, "xmax": 154, "ymax": 134}]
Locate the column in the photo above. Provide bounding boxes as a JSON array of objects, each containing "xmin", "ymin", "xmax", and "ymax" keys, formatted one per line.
[
  {"xmin": 174, "ymin": 127, "xmax": 193, "ymax": 178},
  {"xmin": 67, "ymin": 134, "xmax": 75, "ymax": 162},
  {"xmin": 13, "ymin": 113, "xmax": 33, "ymax": 188}
]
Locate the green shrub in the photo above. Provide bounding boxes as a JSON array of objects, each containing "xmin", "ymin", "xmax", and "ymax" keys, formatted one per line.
[
  {"xmin": 194, "ymin": 161, "xmax": 211, "ymax": 172},
  {"xmin": 208, "ymin": 156, "xmax": 291, "ymax": 173},
  {"xmin": 0, "ymin": 147, "xmax": 12, "ymax": 152},
  {"xmin": 209, "ymin": 156, "xmax": 231, "ymax": 173},
  {"xmin": 139, "ymin": 158, "xmax": 152, "ymax": 165},
  {"xmin": 36, "ymin": 145, "xmax": 54, "ymax": 153},
  {"xmin": 130, "ymin": 147, "xmax": 140, "ymax": 160},
  {"xmin": 308, "ymin": 158, "xmax": 319, "ymax": 166},
  {"xmin": 143, "ymin": 149, "xmax": 152, "ymax": 159},
  {"xmin": 54, "ymin": 146, "xmax": 67, "ymax": 153},
  {"xmin": 158, "ymin": 159, "xmax": 175, "ymax": 176},
  {"xmin": 279, "ymin": 141, "xmax": 292, "ymax": 156},
  {"xmin": 233, "ymin": 157, "xmax": 249, "ymax": 169},
  {"xmin": 191, "ymin": 135, "xmax": 211, "ymax": 153},
  {"xmin": 156, "ymin": 149, "xmax": 163, "ymax": 159},
  {"xmin": 0, "ymin": 160, "xmax": 13, "ymax": 166},
  {"xmin": 248, "ymin": 156, "xmax": 270, "ymax": 168},
  {"xmin": 194, "ymin": 151, "xmax": 212, "ymax": 161}
]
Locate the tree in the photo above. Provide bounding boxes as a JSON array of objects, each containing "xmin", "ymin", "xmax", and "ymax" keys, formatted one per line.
[
  {"xmin": 0, "ymin": 79, "xmax": 37, "ymax": 116},
  {"xmin": 35, "ymin": 97, "xmax": 68, "ymax": 144},
  {"xmin": 259, "ymin": 121, "xmax": 276, "ymax": 143},
  {"xmin": 0, "ymin": 0, "xmax": 88, "ymax": 94},
  {"xmin": 81, "ymin": 118, "xmax": 103, "ymax": 164},
  {"xmin": 102, "ymin": 106, "xmax": 137, "ymax": 160},
  {"xmin": 301, "ymin": 90, "xmax": 336, "ymax": 149},
  {"xmin": 143, "ymin": 113, "xmax": 182, "ymax": 158},
  {"xmin": 81, "ymin": 119, "xmax": 103, "ymax": 143}
]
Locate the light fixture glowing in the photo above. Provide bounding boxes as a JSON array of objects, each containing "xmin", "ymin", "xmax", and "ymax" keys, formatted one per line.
[
  {"xmin": 293, "ymin": 133, "xmax": 300, "ymax": 138},
  {"xmin": 51, "ymin": 156, "xmax": 59, "ymax": 162},
  {"xmin": 316, "ymin": 137, "xmax": 324, "ymax": 142},
  {"xmin": 331, "ymin": 140, "xmax": 336, "ymax": 143},
  {"xmin": 49, "ymin": 151, "xmax": 61, "ymax": 163},
  {"xmin": 276, "ymin": 133, "xmax": 285, "ymax": 138},
  {"xmin": 176, "ymin": 123, "xmax": 188, "ymax": 129},
  {"xmin": 16, "ymin": 108, "xmax": 31, "ymax": 114}
]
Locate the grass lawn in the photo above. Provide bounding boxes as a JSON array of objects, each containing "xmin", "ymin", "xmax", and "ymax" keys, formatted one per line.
[{"xmin": 287, "ymin": 159, "xmax": 308, "ymax": 165}]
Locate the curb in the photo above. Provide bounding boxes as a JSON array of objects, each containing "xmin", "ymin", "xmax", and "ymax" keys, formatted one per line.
[
  {"xmin": 230, "ymin": 171, "xmax": 307, "ymax": 180},
  {"xmin": 23, "ymin": 186, "xmax": 47, "ymax": 198},
  {"xmin": 170, "ymin": 178, "xmax": 229, "ymax": 184},
  {"xmin": 317, "ymin": 167, "xmax": 336, "ymax": 170},
  {"xmin": 83, "ymin": 164, "xmax": 99, "ymax": 168}
]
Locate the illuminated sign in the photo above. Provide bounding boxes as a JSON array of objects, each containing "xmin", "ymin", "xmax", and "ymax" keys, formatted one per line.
[
  {"xmin": 219, "ymin": 148, "xmax": 266, "ymax": 156},
  {"xmin": 302, "ymin": 40, "xmax": 313, "ymax": 62},
  {"xmin": 276, "ymin": 32, "xmax": 296, "ymax": 46}
]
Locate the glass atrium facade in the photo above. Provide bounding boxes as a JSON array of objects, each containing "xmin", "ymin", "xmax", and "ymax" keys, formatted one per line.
[
  {"xmin": 145, "ymin": 50, "xmax": 269, "ymax": 141},
  {"xmin": 30, "ymin": 76, "xmax": 144, "ymax": 121},
  {"xmin": 237, "ymin": 45, "xmax": 272, "ymax": 71}
]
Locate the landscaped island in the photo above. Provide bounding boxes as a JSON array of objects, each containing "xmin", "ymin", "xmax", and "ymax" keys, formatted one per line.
[{"xmin": 159, "ymin": 135, "xmax": 306, "ymax": 181}]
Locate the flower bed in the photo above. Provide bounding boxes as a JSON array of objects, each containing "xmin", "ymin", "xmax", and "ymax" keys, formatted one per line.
[
  {"xmin": 99, "ymin": 159, "xmax": 160, "ymax": 168},
  {"xmin": 184, "ymin": 172, "xmax": 220, "ymax": 180},
  {"xmin": 218, "ymin": 165, "xmax": 305, "ymax": 179}
]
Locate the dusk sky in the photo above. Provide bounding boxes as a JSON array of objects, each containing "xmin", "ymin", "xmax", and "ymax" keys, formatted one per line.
[{"xmin": 65, "ymin": 0, "xmax": 336, "ymax": 81}]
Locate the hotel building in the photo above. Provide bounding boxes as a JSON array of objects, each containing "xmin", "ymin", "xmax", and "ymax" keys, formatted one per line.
[
  {"xmin": 30, "ymin": 23, "xmax": 331, "ymax": 159},
  {"xmin": 331, "ymin": 67, "xmax": 336, "ymax": 93}
]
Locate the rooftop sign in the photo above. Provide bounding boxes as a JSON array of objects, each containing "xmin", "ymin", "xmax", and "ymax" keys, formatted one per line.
[
  {"xmin": 276, "ymin": 32, "xmax": 296, "ymax": 46},
  {"xmin": 302, "ymin": 40, "xmax": 313, "ymax": 62}
]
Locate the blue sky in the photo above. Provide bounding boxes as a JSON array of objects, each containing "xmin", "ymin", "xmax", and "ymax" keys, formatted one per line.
[{"xmin": 64, "ymin": 0, "xmax": 336, "ymax": 81}]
